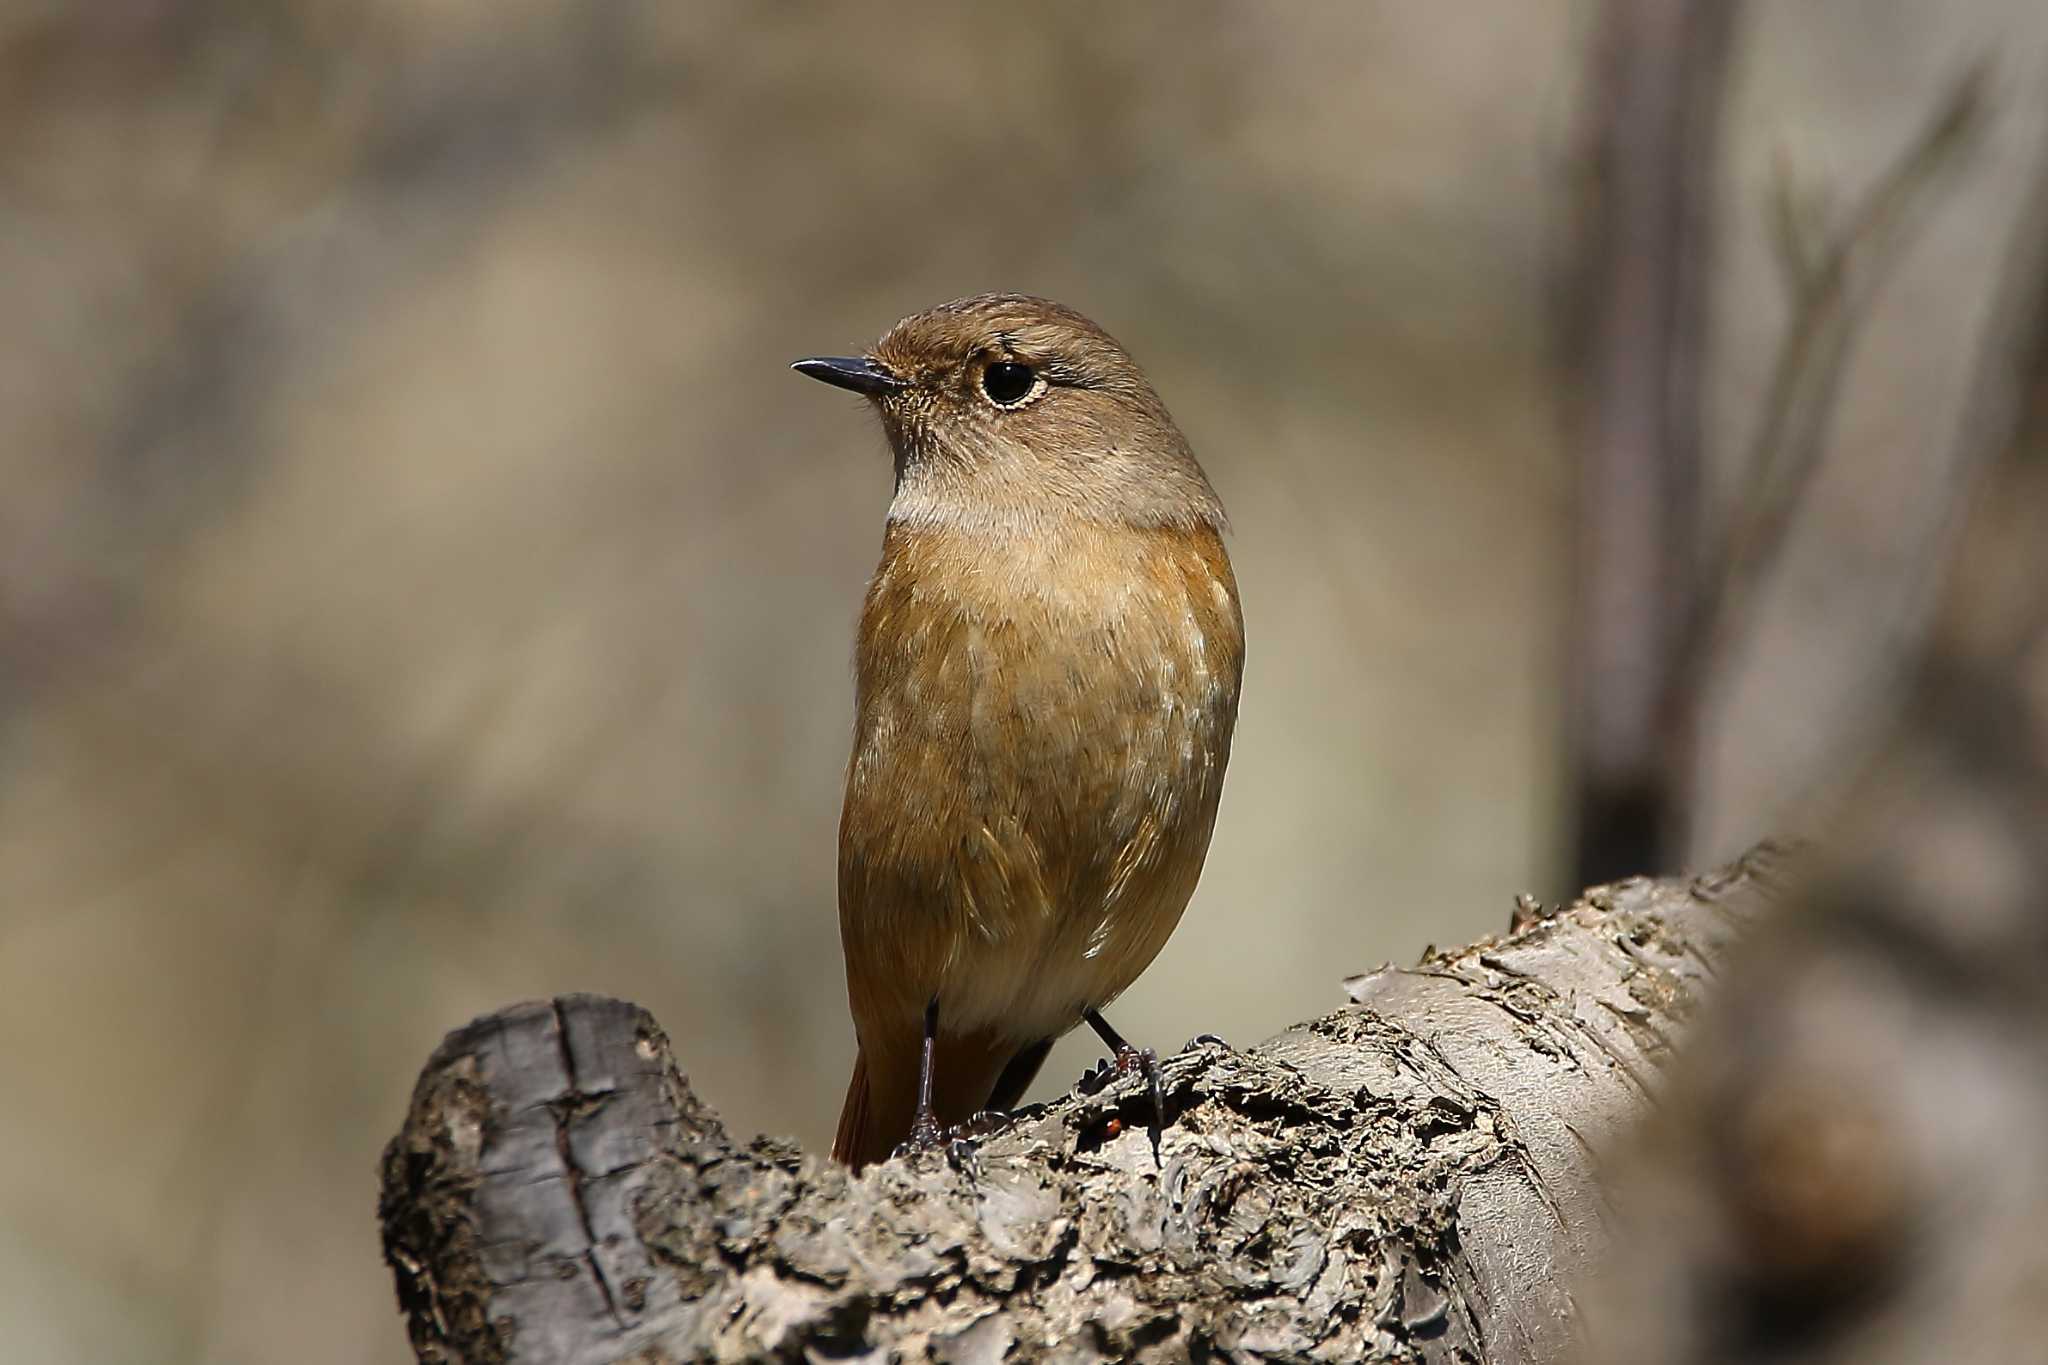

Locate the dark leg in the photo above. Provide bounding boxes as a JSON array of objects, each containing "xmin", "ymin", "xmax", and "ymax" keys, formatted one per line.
[
  {"xmin": 895, "ymin": 997, "xmax": 944, "ymax": 1157},
  {"xmin": 1085, "ymin": 1009, "xmax": 1166, "ymax": 1163}
]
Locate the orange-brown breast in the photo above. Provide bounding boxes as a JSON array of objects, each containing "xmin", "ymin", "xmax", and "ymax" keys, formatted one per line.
[{"xmin": 837, "ymin": 516, "xmax": 1243, "ymax": 1102}]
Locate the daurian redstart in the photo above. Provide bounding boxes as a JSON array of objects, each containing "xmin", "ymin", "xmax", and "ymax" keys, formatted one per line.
[{"xmin": 795, "ymin": 294, "xmax": 1243, "ymax": 1169}]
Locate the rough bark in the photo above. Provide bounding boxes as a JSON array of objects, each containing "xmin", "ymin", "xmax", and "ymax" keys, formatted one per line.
[{"xmin": 380, "ymin": 849, "xmax": 1788, "ymax": 1364}]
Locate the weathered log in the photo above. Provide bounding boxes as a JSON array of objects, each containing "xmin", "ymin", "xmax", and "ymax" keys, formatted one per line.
[{"xmin": 379, "ymin": 849, "xmax": 1787, "ymax": 1363}]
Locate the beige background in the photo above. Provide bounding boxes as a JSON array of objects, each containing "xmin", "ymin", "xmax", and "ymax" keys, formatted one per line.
[{"xmin": 2, "ymin": 3, "xmax": 2043, "ymax": 1360}]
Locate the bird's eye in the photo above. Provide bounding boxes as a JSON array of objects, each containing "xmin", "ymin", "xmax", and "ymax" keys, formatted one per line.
[{"xmin": 980, "ymin": 361, "xmax": 1038, "ymax": 407}]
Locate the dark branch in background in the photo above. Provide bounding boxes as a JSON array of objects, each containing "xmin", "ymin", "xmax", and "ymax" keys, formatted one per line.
[
  {"xmin": 1563, "ymin": 0, "xmax": 1738, "ymax": 887},
  {"xmin": 1586, "ymin": 100, "xmax": 2048, "ymax": 1365},
  {"xmin": 381, "ymin": 855, "xmax": 1784, "ymax": 1364},
  {"xmin": 1563, "ymin": 19, "xmax": 1990, "ymax": 890}
]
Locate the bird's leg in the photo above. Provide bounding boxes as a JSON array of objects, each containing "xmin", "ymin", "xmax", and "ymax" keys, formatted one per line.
[
  {"xmin": 894, "ymin": 997, "xmax": 944, "ymax": 1158},
  {"xmin": 1084, "ymin": 1008, "xmax": 1166, "ymax": 1162}
]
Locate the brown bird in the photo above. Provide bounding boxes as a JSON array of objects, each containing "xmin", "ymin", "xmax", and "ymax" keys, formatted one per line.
[{"xmin": 793, "ymin": 294, "xmax": 1244, "ymax": 1170}]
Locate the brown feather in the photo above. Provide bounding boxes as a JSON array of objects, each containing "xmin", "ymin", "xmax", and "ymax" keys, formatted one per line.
[{"xmin": 831, "ymin": 1046, "xmax": 875, "ymax": 1167}]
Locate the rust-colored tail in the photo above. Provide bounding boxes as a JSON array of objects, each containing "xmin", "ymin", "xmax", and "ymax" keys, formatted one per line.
[{"xmin": 832, "ymin": 1047, "xmax": 889, "ymax": 1170}]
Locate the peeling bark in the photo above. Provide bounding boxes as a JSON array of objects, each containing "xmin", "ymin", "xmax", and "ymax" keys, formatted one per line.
[{"xmin": 380, "ymin": 850, "xmax": 1786, "ymax": 1363}]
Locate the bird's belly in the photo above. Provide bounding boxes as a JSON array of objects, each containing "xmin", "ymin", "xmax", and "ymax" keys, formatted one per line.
[
  {"xmin": 928, "ymin": 655, "xmax": 1224, "ymax": 1038},
  {"xmin": 843, "ymin": 593, "xmax": 1236, "ymax": 1039},
  {"xmin": 835, "ymin": 517, "xmax": 1245, "ymax": 1055}
]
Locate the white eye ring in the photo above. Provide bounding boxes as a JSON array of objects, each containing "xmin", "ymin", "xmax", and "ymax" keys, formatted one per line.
[{"xmin": 979, "ymin": 360, "xmax": 1046, "ymax": 409}]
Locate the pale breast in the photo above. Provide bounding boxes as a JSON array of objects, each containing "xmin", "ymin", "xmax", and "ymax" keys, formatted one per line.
[{"xmin": 839, "ymin": 517, "xmax": 1244, "ymax": 1041}]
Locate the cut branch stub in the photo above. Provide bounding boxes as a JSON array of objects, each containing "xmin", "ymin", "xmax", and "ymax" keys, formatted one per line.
[
  {"xmin": 379, "ymin": 850, "xmax": 1786, "ymax": 1364},
  {"xmin": 380, "ymin": 996, "xmax": 725, "ymax": 1365}
]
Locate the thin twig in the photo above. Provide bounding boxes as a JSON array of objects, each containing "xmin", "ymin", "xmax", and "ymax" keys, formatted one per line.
[{"xmin": 1677, "ymin": 65, "xmax": 1991, "ymax": 690}]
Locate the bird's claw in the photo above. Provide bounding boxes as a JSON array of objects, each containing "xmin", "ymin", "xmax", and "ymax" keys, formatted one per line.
[
  {"xmin": 893, "ymin": 1107, "xmax": 1013, "ymax": 1164},
  {"xmin": 1123, "ymin": 1046, "xmax": 1167, "ymax": 1164},
  {"xmin": 945, "ymin": 1136, "xmax": 983, "ymax": 1176},
  {"xmin": 892, "ymin": 1109, "xmax": 945, "ymax": 1160},
  {"xmin": 950, "ymin": 1109, "xmax": 1010, "ymax": 1141},
  {"xmin": 1078, "ymin": 1044, "xmax": 1167, "ymax": 1164}
]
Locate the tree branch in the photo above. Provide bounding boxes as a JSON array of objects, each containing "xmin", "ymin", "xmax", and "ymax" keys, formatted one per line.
[
  {"xmin": 380, "ymin": 849, "xmax": 1789, "ymax": 1363},
  {"xmin": 1679, "ymin": 64, "xmax": 1990, "ymax": 700},
  {"xmin": 1563, "ymin": 0, "xmax": 1740, "ymax": 886}
]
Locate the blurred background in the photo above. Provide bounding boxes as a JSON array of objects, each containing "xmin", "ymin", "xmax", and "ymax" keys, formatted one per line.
[{"xmin": 3, "ymin": 3, "xmax": 2045, "ymax": 1361}]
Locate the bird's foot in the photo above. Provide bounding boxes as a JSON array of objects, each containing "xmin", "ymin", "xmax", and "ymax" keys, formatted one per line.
[
  {"xmin": 892, "ymin": 1109, "xmax": 1012, "ymax": 1165},
  {"xmin": 1078, "ymin": 1043, "xmax": 1166, "ymax": 1164},
  {"xmin": 939, "ymin": 1110, "xmax": 1009, "ymax": 1171},
  {"xmin": 1126, "ymin": 1046, "xmax": 1167, "ymax": 1163},
  {"xmin": 891, "ymin": 1107, "xmax": 944, "ymax": 1160},
  {"xmin": 945, "ymin": 1136, "xmax": 981, "ymax": 1174},
  {"xmin": 948, "ymin": 1109, "xmax": 1012, "ymax": 1142}
]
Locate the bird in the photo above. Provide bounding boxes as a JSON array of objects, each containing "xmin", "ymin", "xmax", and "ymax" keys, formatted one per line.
[{"xmin": 793, "ymin": 294, "xmax": 1244, "ymax": 1170}]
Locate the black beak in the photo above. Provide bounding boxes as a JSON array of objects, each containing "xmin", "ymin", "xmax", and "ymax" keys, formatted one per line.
[{"xmin": 791, "ymin": 355, "xmax": 906, "ymax": 397}]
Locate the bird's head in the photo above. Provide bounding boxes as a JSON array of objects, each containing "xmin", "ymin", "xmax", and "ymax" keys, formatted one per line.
[{"xmin": 795, "ymin": 293, "xmax": 1223, "ymax": 534}]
